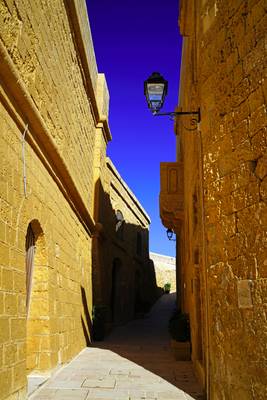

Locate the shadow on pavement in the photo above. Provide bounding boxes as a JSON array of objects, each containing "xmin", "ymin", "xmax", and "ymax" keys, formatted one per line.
[{"xmin": 93, "ymin": 293, "xmax": 204, "ymax": 400}]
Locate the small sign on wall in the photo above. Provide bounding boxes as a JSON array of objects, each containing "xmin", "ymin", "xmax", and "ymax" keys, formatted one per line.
[{"xmin": 237, "ymin": 280, "xmax": 253, "ymax": 309}]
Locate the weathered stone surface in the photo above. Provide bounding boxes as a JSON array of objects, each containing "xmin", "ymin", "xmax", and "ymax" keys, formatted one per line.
[
  {"xmin": 260, "ymin": 176, "xmax": 267, "ymax": 201},
  {"xmin": 255, "ymin": 155, "xmax": 267, "ymax": 180},
  {"xmin": 237, "ymin": 280, "xmax": 253, "ymax": 308},
  {"xmin": 177, "ymin": 0, "xmax": 267, "ymax": 398}
]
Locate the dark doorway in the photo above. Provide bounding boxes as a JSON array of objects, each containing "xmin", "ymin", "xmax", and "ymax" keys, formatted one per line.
[
  {"xmin": 111, "ymin": 258, "xmax": 122, "ymax": 324},
  {"xmin": 134, "ymin": 269, "xmax": 142, "ymax": 314}
]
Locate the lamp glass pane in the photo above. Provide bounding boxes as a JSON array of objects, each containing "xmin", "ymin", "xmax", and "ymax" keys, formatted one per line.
[{"xmin": 147, "ymin": 83, "xmax": 165, "ymax": 102}]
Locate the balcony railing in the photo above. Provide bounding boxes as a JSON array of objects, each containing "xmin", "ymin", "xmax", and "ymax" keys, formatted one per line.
[{"xmin": 160, "ymin": 162, "xmax": 184, "ymax": 231}]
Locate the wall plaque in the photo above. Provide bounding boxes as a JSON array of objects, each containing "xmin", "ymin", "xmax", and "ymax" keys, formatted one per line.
[{"xmin": 237, "ymin": 280, "xmax": 253, "ymax": 309}]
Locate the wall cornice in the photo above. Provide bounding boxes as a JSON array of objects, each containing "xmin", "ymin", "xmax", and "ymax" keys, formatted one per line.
[
  {"xmin": 66, "ymin": 0, "xmax": 112, "ymax": 143},
  {"xmin": 107, "ymin": 158, "xmax": 151, "ymax": 227},
  {"xmin": 0, "ymin": 41, "xmax": 95, "ymax": 236}
]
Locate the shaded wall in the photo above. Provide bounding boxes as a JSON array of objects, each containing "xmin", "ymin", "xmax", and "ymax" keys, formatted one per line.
[{"xmin": 92, "ymin": 159, "xmax": 159, "ymax": 326}]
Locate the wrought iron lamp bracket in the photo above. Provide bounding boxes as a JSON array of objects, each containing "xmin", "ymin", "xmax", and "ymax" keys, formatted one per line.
[{"xmin": 153, "ymin": 108, "xmax": 201, "ymax": 129}]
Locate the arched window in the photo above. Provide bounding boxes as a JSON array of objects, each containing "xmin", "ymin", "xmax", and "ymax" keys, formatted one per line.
[
  {"xmin": 115, "ymin": 210, "xmax": 124, "ymax": 240},
  {"xmin": 25, "ymin": 223, "xmax": 35, "ymax": 315},
  {"xmin": 25, "ymin": 220, "xmax": 51, "ymax": 373}
]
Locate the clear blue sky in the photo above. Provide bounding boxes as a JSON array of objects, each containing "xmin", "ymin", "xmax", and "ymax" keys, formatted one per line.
[{"xmin": 87, "ymin": 1, "xmax": 182, "ymax": 257}]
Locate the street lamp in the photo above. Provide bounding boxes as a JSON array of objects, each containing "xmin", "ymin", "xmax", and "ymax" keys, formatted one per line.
[
  {"xmin": 144, "ymin": 72, "xmax": 168, "ymax": 114},
  {"xmin": 166, "ymin": 228, "xmax": 176, "ymax": 241},
  {"xmin": 144, "ymin": 72, "xmax": 200, "ymax": 124}
]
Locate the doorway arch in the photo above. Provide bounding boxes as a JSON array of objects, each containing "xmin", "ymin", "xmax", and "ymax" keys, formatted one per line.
[{"xmin": 25, "ymin": 220, "xmax": 51, "ymax": 373}]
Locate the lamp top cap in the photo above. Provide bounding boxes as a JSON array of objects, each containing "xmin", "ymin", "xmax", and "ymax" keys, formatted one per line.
[
  {"xmin": 166, "ymin": 228, "xmax": 173, "ymax": 239},
  {"xmin": 144, "ymin": 72, "xmax": 168, "ymax": 97},
  {"xmin": 146, "ymin": 71, "xmax": 167, "ymax": 83}
]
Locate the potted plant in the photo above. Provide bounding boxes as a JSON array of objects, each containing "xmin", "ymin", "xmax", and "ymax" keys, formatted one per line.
[
  {"xmin": 92, "ymin": 305, "xmax": 107, "ymax": 341},
  {"xmin": 168, "ymin": 309, "xmax": 191, "ymax": 360},
  {"xmin": 164, "ymin": 282, "xmax": 171, "ymax": 294}
]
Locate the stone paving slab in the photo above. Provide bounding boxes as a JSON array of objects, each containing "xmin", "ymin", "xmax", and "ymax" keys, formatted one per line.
[
  {"xmin": 83, "ymin": 378, "xmax": 116, "ymax": 389},
  {"xmin": 30, "ymin": 294, "xmax": 204, "ymax": 400},
  {"xmin": 30, "ymin": 347, "xmax": 202, "ymax": 399}
]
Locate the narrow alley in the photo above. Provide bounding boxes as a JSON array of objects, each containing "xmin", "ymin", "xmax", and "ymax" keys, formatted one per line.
[
  {"xmin": 30, "ymin": 294, "xmax": 204, "ymax": 400},
  {"xmin": 1, "ymin": 1, "xmax": 266, "ymax": 399}
]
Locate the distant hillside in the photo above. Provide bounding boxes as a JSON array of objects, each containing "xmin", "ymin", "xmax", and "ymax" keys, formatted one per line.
[{"xmin": 150, "ymin": 252, "xmax": 176, "ymax": 292}]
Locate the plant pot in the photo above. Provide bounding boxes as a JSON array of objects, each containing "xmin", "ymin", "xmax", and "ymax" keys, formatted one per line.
[
  {"xmin": 168, "ymin": 311, "xmax": 190, "ymax": 342},
  {"xmin": 170, "ymin": 339, "xmax": 191, "ymax": 361},
  {"xmin": 92, "ymin": 305, "xmax": 107, "ymax": 341},
  {"xmin": 93, "ymin": 319, "xmax": 105, "ymax": 341}
]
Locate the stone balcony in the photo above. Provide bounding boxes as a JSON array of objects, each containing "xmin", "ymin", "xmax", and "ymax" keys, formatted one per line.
[{"xmin": 160, "ymin": 162, "xmax": 184, "ymax": 231}]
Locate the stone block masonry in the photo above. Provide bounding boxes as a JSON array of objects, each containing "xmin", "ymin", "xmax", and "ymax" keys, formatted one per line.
[
  {"xmin": 0, "ymin": 0, "xmax": 110, "ymax": 399},
  {"xmin": 0, "ymin": 0, "xmax": 98, "ymax": 210},
  {"xmin": 0, "ymin": 93, "xmax": 93, "ymax": 399},
  {"xmin": 0, "ymin": 2, "xmax": 155, "ymax": 400},
  {"xmin": 177, "ymin": 0, "xmax": 267, "ymax": 398}
]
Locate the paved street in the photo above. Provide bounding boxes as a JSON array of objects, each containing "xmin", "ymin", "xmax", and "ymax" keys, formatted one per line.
[{"xmin": 30, "ymin": 294, "xmax": 204, "ymax": 400}]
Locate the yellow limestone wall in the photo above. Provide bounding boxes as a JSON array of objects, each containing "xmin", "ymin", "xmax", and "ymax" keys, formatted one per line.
[
  {"xmin": 150, "ymin": 252, "xmax": 176, "ymax": 292},
  {"xmin": 0, "ymin": 0, "xmax": 110, "ymax": 399},
  {"xmin": 178, "ymin": 0, "xmax": 267, "ymax": 398},
  {"xmin": 0, "ymin": 100, "xmax": 92, "ymax": 396}
]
